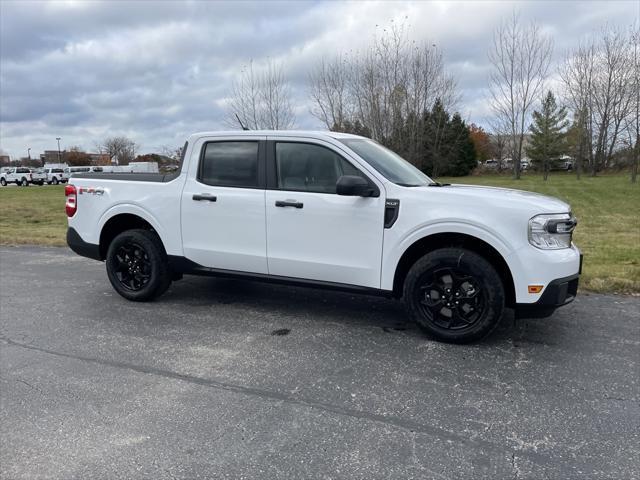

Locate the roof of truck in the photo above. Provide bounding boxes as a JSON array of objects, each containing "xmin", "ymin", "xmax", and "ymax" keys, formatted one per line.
[{"xmin": 187, "ymin": 130, "xmax": 366, "ymax": 141}]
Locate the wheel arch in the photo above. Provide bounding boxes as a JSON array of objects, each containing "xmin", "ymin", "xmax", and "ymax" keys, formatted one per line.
[
  {"xmin": 392, "ymin": 232, "xmax": 516, "ymax": 307},
  {"xmin": 99, "ymin": 213, "xmax": 163, "ymax": 260}
]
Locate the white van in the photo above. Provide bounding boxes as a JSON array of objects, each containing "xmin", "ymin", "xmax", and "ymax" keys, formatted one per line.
[{"xmin": 63, "ymin": 166, "xmax": 103, "ymax": 181}]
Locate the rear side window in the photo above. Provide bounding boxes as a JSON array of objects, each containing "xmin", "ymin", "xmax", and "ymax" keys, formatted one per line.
[
  {"xmin": 275, "ymin": 142, "xmax": 364, "ymax": 194},
  {"xmin": 199, "ymin": 141, "xmax": 259, "ymax": 188},
  {"xmin": 52, "ymin": 169, "xmax": 63, "ymax": 173}
]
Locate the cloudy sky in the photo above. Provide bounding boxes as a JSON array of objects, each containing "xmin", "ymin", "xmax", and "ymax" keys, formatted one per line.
[{"xmin": 0, "ymin": 0, "xmax": 636, "ymax": 159}]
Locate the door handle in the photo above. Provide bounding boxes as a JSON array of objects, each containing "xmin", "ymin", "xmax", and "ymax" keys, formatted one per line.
[
  {"xmin": 275, "ymin": 200, "xmax": 303, "ymax": 209},
  {"xmin": 192, "ymin": 194, "xmax": 217, "ymax": 202}
]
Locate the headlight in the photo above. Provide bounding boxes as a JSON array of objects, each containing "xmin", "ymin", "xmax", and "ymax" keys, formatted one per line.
[{"xmin": 528, "ymin": 213, "xmax": 577, "ymax": 249}]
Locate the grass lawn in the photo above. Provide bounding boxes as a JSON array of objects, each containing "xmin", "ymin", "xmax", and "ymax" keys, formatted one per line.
[
  {"xmin": 0, "ymin": 185, "xmax": 67, "ymax": 247},
  {"xmin": 439, "ymin": 173, "xmax": 639, "ymax": 294},
  {"xmin": 0, "ymin": 173, "xmax": 638, "ymax": 294}
]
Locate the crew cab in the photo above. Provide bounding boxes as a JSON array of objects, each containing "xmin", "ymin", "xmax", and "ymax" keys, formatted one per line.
[
  {"xmin": 44, "ymin": 167, "xmax": 66, "ymax": 184},
  {"xmin": 66, "ymin": 131, "xmax": 582, "ymax": 343},
  {"xmin": 1, "ymin": 167, "xmax": 32, "ymax": 186}
]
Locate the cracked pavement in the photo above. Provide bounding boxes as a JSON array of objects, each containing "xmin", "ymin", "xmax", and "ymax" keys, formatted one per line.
[{"xmin": 1, "ymin": 246, "xmax": 639, "ymax": 479}]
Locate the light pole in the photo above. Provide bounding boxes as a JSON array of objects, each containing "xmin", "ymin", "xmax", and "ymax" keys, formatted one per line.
[
  {"xmin": 56, "ymin": 137, "xmax": 61, "ymax": 164},
  {"xmin": 27, "ymin": 148, "xmax": 31, "ymax": 161}
]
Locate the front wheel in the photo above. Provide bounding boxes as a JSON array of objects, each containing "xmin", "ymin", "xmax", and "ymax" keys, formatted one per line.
[
  {"xmin": 0, "ymin": 178, "xmax": 6, "ymax": 186},
  {"xmin": 403, "ymin": 248, "xmax": 505, "ymax": 343},
  {"xmin": 105, "ymin": 229, "xmax": 172, "ymax": 301}
]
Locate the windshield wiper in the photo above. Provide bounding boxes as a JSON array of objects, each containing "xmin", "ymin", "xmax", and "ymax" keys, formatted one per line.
[{"xmin": 428, "ymin": 181, "xmax": 451, "ymax": 187}]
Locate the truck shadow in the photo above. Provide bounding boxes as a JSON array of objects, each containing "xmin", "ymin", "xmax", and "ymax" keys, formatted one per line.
[{"xmin": 160, "ymin": 276, "xmax": 565, "ymax": 347}]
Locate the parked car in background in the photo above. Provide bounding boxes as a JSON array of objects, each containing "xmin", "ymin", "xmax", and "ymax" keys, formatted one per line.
[
  {"xmin": 43, "ymin": 167, "xmax": 66, "ymax": 184},
  {"xmin": 484, "ymin": 159, "xmax": 499, "ymax": 170},
  {"xmin": 30, "ymin": 168, "xmax": 48, "ymax": 185},
  {"xmin": 0, "ymin": 167, "xmax": 32, "ymax": 186}
]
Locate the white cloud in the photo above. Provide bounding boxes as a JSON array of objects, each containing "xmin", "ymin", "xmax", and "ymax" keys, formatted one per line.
[{"xmin": 0, "ymin": 0, "xmax": 635, "ymax": 158}]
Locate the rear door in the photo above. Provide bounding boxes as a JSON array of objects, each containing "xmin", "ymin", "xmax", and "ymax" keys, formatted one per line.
[
  {"xmin": 264, "ymin": 138, "xmax": 386, "ymax": 288},
  {"xmin": 181, "ymin": 136, "xmax": 268, "ymax": 273}
]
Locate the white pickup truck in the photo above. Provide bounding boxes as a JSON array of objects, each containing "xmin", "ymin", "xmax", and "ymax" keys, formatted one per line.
[
  {"xmin": 1, "ymin": 167, "xmax": 33, "ymax": 186},
  {"xmin": 66, "ymin": 131, "xmax": 581, "ymax": 343}
]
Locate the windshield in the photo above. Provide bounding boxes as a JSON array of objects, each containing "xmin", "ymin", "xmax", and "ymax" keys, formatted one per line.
[{"xmin": 338, "ymin": 138, "xmax": 432, "ymax": 187}]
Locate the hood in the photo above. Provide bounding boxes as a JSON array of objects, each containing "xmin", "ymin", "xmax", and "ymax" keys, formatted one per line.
[{"xmin": 413, "ymin": 183, "xmax": 571, "ymax": 214}]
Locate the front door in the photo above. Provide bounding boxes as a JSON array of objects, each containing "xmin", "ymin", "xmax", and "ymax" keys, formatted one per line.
[
  {"xmin": 181, "ymin": 137, "xmax": 268, "ymax": 273},
  {"xmin": 265, "ymin": 139, "xmax": 385, "ymax": 288}
]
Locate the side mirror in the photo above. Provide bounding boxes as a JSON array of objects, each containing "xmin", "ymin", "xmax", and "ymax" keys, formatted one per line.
[{"xmin": 336, "ymin": 175, "xmax": 374, "ymax": 197}]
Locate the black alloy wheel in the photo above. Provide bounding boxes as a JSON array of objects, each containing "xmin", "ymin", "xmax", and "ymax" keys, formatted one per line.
[
  {"xmin": 416, "ymin": 267, "xmax": 486, "ymax": 331},
  {"xmin": 112, "ymin": 242, "xmax": 152, "ymax": 292},
  {"xmin": 403, "ymin": 248, "xmax": 505, "ymax": 343},
  {"xmin": 105, "ymin": 229, "xmax": 172, "ymax": 301}
]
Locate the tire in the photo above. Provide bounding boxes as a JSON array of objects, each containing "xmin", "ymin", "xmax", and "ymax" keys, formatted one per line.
[
  {"xmin": 403, "ymin": 248, "xmax": 505, "ymax": 344},
  {"xmin": 52, "ymin": 177, "xmax": 59, "ymax": 185},
  {"xmin": 105, "ymin": 229, "xmax": 172, "ymax": 301},
  {"xmin": 21, "ymin": 178, "xmax": 29, "ymax": 186},
  {"xmin": 0, "ymin": 178, "xmax": 6, "ymax": 186}
]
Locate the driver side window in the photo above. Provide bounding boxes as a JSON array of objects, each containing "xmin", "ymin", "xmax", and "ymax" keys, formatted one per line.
[{"xmin": 275, "ymin": 142, "xmax": 364, "ymax": 193}]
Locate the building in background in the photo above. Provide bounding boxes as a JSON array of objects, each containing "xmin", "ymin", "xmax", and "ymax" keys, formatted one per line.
[{"xmin": 40, "ymin": 150, "xmax": 65, "ymax": 164}]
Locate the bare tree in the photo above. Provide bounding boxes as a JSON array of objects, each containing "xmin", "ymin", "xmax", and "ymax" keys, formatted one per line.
[
  {"xmin": 560, "ymin": 26, "xmax": 636, "ymax": 176},
  {"xmin": 309, "ymin": 55, "xmax": 352, "ymax": 130},
  {"xmin": 308, "ymin": 21, "xmax": 458, "ymax": 167},
  {"xmin": 64, "ymin": 146, "xmax": 92, "ymax": 167},
  {"xmin": 623, "ymin": 26, "xmax": 639, "ymax": 183},
  {"xmin": 100, "ymin": 136, "xmax": 137, "ymax": 165},
  {"xmin": 487, "ymin": 115, "xmax": 512, "ymax": 171},
  {"xmin": 488, "ymin": 12, "xmax": 553, "ymax": 179},
  {"xmin": 225, "ymin": 59, "xmax": 295, "ymax": 130},
  {"xmin": 559, "ymin": 41, "xmax": 596, "ymax": 179}
]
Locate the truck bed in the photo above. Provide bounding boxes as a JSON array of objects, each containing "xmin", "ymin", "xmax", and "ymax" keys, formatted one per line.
[{"xmin": 71, "ymin": 172, "xmax": 180, "ymax": 183}]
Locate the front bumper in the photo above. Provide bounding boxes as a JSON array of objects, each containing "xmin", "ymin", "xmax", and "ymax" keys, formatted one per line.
[{"xmin": 515, "ymin": 272, "xmax": 580, "ymax": 319}]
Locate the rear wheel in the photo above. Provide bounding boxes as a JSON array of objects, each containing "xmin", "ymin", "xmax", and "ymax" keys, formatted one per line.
[
  {"xmin": 52, "ymin": 177, "xmax": 59, "ymax": 185},
  {"xmin": 21, "ymin": 178, "xmax": 29, "ymax": 186},
  {"xmin": 403, "ymin": 248, "xmax": 505, "ymax": 343},
  {"xmin": 105, "ymin": 229, "xmax": 172, "ymax": 301}
]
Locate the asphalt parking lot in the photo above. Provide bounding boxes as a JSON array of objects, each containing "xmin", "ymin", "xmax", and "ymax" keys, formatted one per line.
[{"xmin": 1, "ymin": 246, "xmax": 638, "ymax": 479}]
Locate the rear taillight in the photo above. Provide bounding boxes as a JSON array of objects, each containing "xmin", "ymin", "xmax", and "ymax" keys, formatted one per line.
[{"xmin": 65, "ymin": 184, "xmax": 77, "ymax": 217}]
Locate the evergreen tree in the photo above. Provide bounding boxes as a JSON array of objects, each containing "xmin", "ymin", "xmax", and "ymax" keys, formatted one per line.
[
  {"xmin": 446, "ymin": 114, "xmax": 477, "ymax": 176},
  {"xmin": 422, "ymin": 99, "xmax": 450, "ymax": 177},
  {"xmin": 526, "ymin": 91, "xmax": 568, "ymax": 180},
  {"xmin": 421, "ymin": 101, "xmax": 477, "ymax": 177}
]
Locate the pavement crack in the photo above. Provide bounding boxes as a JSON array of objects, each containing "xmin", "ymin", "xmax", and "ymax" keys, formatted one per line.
[
  {"xmin": 14, "ymin": 378, "xmax": 44, "ymax": 396},
  {"xmin": 1, "ymin": 336, "xmax": 549, "ymax": 464}
]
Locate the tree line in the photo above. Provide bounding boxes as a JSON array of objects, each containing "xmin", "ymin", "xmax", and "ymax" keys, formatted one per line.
[{"xmin": 227, "ymin": 16, "xmax": 639, "ymax": 182}]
